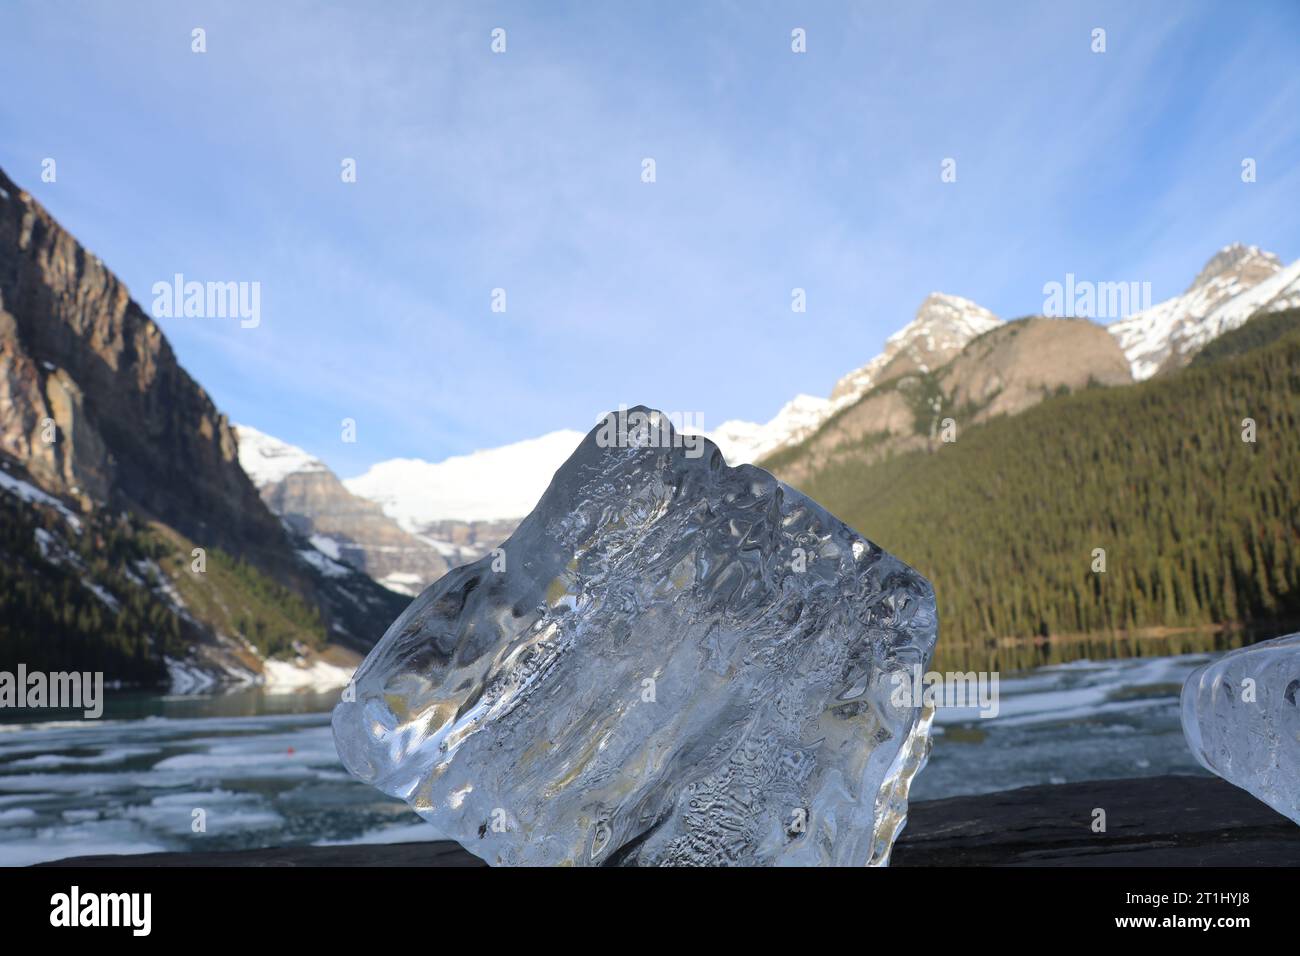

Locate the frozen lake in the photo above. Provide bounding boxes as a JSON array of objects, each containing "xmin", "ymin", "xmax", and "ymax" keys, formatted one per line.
[
  {"xmin": 0, "ymin": 652, "xmax": 1215, "ymax": 865},
  {"xmin": 912, "ymin": 652, "xmax": 1207, "ymax": 801}
]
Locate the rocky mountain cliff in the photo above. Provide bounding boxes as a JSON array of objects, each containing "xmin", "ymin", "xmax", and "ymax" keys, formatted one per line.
[
  {"xmin": 765, "ymin": 244, "xmax": 1298, "ymax": 484},
  {"xmin": 0, "ymin": 167, "xmax": 288, "ymax": 568},
  {"xmin": 0, "ymin": 166, "xmax": 407, "ymax": 688},
  {"xmin": 230, "ymin": 245, "xmax": 1296, "ymax": 600},
  {"xmin": 945, "ymin": 316, "xmax": 1132, "ymax": 419},
  {"xmin": 237, "ymin": 425, "xmax": 470, "ymax": 595}
]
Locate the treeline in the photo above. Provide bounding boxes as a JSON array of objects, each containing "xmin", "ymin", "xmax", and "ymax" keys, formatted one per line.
[
  {"xmin": 0, "ymin": 498, "xmax": 186, "ymax": 683},
  {"xmin": 204, "ymin": 548, "xmax": 325, "ymax": 660},
  {"xmin": 0, "ymin": 489, "xmax": 330, "ymax": 685},
  {"xmin": 798, "ymin": 315, "xmax": 1300, "ymax": 668},
  {"xmin": 1192, "ymin": 307, "xmax": 1299, "ymax": 365}
]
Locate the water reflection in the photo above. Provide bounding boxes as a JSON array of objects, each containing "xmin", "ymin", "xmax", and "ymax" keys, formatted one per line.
[
  {"xmin": 931, "ymin": 622, "xmax": 1296, "ymax": 673},
  {"xmin": 0, "ymin": 686, "xmax": 345, "ymax": 726}
]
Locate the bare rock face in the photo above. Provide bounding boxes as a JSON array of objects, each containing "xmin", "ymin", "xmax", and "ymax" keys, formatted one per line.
[
  {"xmin": 770, "ymin": 316, "xmax": 1131, "ymax": 487},
  {"xmin": 0, "ymin": 166, "xmax": 410, "ymax": 670},
  {"xmin": 1189, "ymin": 244, "xmax": 1282, "ymax": 293},
  {"xmin": 235, "ymin": 424, "xmax": 520, "ymax": 596},
  {"xmin": 940, "ymin": 317, "xmax": 1132, "ymax": 421},
  {"xmin": 0, "ymin": 166, "xmax": 286, "ymax": 566},
  {"xmin": 236, "ymin": 424, "xmax": 454, "ymax": 594},
  {"xmin": 265, "ymin": 470, "xmax": 453, "ymax": 590},
  {"xmin": 416, "ymin": 518, "xmax": 519, "ymax": 556},
  {"xmin": 334, "ymin": 408, "xmax": 938, "ymax": 866},
  {"xmin": 770, "ymin": 388, "xmax": 927, "ymax": 487}
]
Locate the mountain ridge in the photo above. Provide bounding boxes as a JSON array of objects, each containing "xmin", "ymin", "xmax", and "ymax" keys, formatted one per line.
[
  {"xmin": 234, "ymin": 244, "xmax": 1299, "ymax": 599},
  {"xmin": 1108, "ymin": 243, "xmax": 1300, "ymax": 380},
  {"xmin": 0, "ymin": 166, "xmax": 287, "ymax": 569},
  {"xmin": 0, "ymin": 166, "xmax": 408, "ymax": 688},
  {"xmin": 830, "ymin": 292, "xmax": 1003, "ymax": 402},
  {"xmin": 236, "ymin": 424, "xmax": 509, "ymax": 596}
]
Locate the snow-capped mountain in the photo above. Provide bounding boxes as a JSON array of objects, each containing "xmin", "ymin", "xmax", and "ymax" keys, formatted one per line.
[
  {"xmin": 235, "ymin": 424, "xmax": 329, "ymax": 488},
  {"xmin": 829, "ymin": 293, "xmax": 1003, "ymax": 403},
  {"xmin": 333, "ymin": 300, "xmax": 987, "ymax": 525},
  {"xmin": 235, "ymin": 425, "xmax": 488, "ymax": 596},
  {"xmin": 246, "ymin": 293, "xmax": 1004, "ymax": 547},
  {"xmin": 1108, "ymin": 244, "xmax": 1300, "ymax": 380},
  {"xmin": 691, "ymin": 293, "xmax": 1003, "ymax": 468},
  {"xmin": 234, "ymin": 425, "xmax": 587, "ymax": 595},
  {"xmin": 235, "ymin": 243, "xmax": 1298, "ymax": 600},
  {"xmin": 700, "ymin": 394, "xmax": 832, "ymax": 465},
  {"xmin": 344, "ymin": 429, "xmax": 586, "ymax": 528}
]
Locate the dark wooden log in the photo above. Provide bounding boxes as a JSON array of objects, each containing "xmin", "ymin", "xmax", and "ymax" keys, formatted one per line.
[
  {"xmin": 893, "ymin": 774, "xmax": 1299, "ymax": 866},
  {"xmin": 37, "ymin": 774, "xmax": 1298, "ymax": 867}
]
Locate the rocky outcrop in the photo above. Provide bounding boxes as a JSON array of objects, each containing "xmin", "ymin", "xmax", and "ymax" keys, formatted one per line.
[
  {"xmin": 0, "ymin": 166, "xmax": 408, "ymax": 682},
  {"xmin": 261, "ymin": 469, "xmax": 453, "ymax": 594},
  {"xmin": 235, "ymin": 424, "xmax": 517, "ymax": 596},
  {"xmin": 942, "ymin": 317, "xmax": 1132, "ymax": 421},
  {"xmin": 415, "ymin": 517, "xmax": 517, "ymax": 562},
  {"xmin": 0, "ymin": 166, "xmax": 289, "ymax": 572},
  {"xmin": 768, "ymin": 316, "xmax": 1133, "ymax": 486}
]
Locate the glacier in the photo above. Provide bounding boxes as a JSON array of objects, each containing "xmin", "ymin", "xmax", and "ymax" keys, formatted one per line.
[
  {"xmin": 1181, "ymin": 633, "xmax": 1300, "ymax": 824},
  {"xmin": 332, "ymin": 406, "xmax": 938, "ymax": 865}
]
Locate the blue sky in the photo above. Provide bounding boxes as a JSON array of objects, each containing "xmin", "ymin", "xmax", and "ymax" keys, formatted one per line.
[{"xmin": 2, "ymin": 0, "xmax": 1298, "ymax": 476}]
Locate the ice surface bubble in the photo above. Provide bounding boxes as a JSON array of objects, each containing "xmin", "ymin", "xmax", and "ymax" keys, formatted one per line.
[
  {"xmin": 332, "ymin": 406, "xmax": 938, "ymax": 865},
  {"xmin": 1181, "ymin": 633, "xmax": 1300, "ymax": 824}
]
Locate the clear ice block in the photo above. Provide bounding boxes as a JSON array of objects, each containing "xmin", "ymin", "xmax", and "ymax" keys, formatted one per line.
[{"xmin": 333, "ymin": 407, "xmax": 938, "ymax": 864}]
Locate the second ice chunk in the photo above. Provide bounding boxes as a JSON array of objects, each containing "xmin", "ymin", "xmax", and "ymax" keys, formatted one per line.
[{"xmin": 1181, "ymin": 633, "xmax": 1300, "ymax": 824}]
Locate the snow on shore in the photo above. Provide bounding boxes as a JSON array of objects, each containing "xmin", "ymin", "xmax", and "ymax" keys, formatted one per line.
[{"xmin": 261, "ymin": 659, "xmax": 353, "ymax": 693}]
